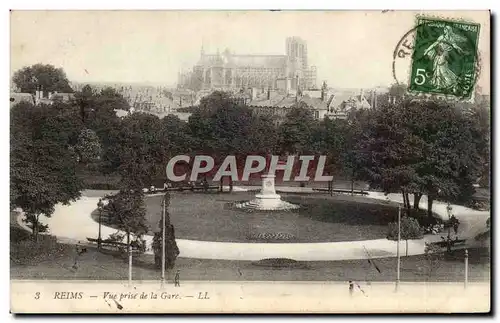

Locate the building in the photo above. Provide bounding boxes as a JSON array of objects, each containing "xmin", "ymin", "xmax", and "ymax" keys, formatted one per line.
[
  {"xmin": 246, "ymin": 85, "xmax": 333, "ymax": 125},
  {"xmin": 10, "ymin": 90, "xmax": 74, "ymax": 108},
  {"xmin": 10, "ymin": 92, "xmax": 35, "ymax": 108},
  {"xmin": 179, "ymin": 37, "xmax": 318, "ymax": 92},
  {"xmin": 244, "ymin": 85, "xmax": 374, "ymax": 124},
  {"xmin": 327, "ymin": 89, "xmax": 375, "ymax": 120}
]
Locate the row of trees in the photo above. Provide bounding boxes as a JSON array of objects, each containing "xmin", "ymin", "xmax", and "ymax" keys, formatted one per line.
[
  {"xmin": 10, "ymin": 65, "xmax": 490, "ymax": 264},
  {"xmin": 10, "ymin": 65, "xmax": 182, "ymax": 269}
]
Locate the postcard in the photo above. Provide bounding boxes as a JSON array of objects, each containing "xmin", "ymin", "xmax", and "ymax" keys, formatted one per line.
[{"xmin": 10, "ymin": 10, "xmax": 491, "ymax": 313}]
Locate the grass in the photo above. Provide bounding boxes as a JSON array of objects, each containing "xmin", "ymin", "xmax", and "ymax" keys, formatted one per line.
[
  {"xmin": 10, "ymin": 240, "xmax": 490, "ymax": 282},
  {"xmin": 100, "ymin": 192, "xmax": 434, "ymax": 243},
  {"xmin": 10, "ymin": 210, "xmax": 489, "ymax": 282}
]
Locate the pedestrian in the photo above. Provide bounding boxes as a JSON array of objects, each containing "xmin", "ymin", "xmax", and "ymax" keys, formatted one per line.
[
  {"xmin": 450, "ymin": 215, "xmax": 460, "ymax": 235},
  {"xmin": 348, "ymin": 280, "xmax": 354, "ymax": 296},
  {"xmin": 174, "ymin": 270, "xmax": 180, "ymax": 287}
]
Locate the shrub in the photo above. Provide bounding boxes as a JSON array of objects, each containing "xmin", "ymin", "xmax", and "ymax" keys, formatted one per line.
[
  {"xmin": 10, "ymin": 226, "xmax": 31, "ymax": 243},
  {"xmin": 423, "ymin": 223, "xmax": 445, "ymax": 235},
  {"xmin": 247, "ymin": 232, "xmax": 296, "ymax": 242},
  {"xmin": 85, "ymin": 182, "xmax": 120, "ymax": 190},
  {"xmin": 387, "ymin": 216, "xmax": 424, "ymax": 256},
  {"xmin": 251, "ymin": 258, "xmax": 309, "ymax": 269},
  {"xmin": 10, "ymin": 234, "xmax": 65, "ymax": 265},
  {"xmin": 107, "ymin": 232, "xmax": 124, "ymax": 243}
]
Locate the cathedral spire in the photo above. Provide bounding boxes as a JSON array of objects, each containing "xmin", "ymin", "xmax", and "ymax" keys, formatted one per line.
[{"xmin": 201, "ymin": 37, "xmax": 206, "ymax": 57}]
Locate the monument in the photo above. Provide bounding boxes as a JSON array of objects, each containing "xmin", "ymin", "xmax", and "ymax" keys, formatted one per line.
[{"xmin": 235, "ymin": 174, "xmax": 300, "ymax": 211}]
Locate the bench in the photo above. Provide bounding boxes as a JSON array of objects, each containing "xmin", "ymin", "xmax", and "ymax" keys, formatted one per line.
[
  {"xmin": 87, "ymin": 237, "xmax": 144, "ymax": 253},
  {"xmin": 148, "ymin": 185, "xmax": 219, "ymax": 193},
  {"xmin": 86, "ymin": 237, "xmax": 128, "ymax": 252},
  {"xmin": 313, "ymin": 188, "xmax": 369, "ymax": 195},
  {"xmin": 429, "ymin": 238, "xmax": 467, "ymax": 251}
]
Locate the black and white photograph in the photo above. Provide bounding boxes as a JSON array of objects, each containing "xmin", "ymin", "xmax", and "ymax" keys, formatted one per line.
[{"xmin": 9, "ymin": 10, "xmax": 491, "ymax": 313}]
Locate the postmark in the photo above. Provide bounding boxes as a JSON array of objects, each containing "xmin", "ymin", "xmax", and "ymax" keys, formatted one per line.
[{"xmin": 408, "ymin": 17, "xmax": 481, "ymax": 100}]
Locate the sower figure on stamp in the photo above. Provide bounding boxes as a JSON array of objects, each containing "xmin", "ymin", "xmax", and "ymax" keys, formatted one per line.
[
  {"xmin": 423, "ymin": 25, "xmax": 469, "ymax": 92},
  {"xmin": 174, "ymin": 270, "xmax": 180, "ymax": 287}
]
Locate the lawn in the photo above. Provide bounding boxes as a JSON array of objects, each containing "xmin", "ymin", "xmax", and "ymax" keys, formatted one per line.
[
  {"xmin": 10, "ymin": 240, "xmax": 490, "ymax": 283},
  {"xmin": 115, "ymin": 192, "xmax": 434, "ymax": 243},
  {"xmin": 10, "ymin": 214, "xmax": 490, "ymax": 282}
]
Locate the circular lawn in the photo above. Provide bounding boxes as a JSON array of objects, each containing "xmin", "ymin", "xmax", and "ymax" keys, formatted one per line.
[{"xmin": 141, "ymin": 192, "xmax": 431, "ymax": 243}]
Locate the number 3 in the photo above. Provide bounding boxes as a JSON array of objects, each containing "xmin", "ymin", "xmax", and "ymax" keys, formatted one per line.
[{"xmin": 414, "ymin": 68, "xmax": 426, "ymax": 85}]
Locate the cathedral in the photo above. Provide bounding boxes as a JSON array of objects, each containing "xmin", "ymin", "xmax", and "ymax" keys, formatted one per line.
[{"xmin": 178, "ymin": 37, "xmax": 317, "ymax": 92}]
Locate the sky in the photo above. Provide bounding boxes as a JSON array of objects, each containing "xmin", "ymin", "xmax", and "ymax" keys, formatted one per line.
[{"xmin": 10, "ymin": 10, "xmax": 490, "ymax": 91}]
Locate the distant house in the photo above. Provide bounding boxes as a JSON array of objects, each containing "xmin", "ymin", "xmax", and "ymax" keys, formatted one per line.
[
  {"xmin": 49, "ymin": 91, "xmax": 74, "ymax": 103},
  {"xmin": 327, "ymin": 90, "xmax": 373, "ymax": 120},
  {"xmin": 247, "ymin": 87, "xmax": 333, "ymax": 124},
  {"xmin": 10, "ymin": 90, "xmax": 75, "ymax": 108},
  {"xmin": 10, "ymin": 92, "xmax": 35, "ymax": 108}
]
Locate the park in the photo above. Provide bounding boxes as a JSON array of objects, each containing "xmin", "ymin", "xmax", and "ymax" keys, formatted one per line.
[{"xmin": 10, "ymin": 65, "xmax": 491, "ymax": 286}]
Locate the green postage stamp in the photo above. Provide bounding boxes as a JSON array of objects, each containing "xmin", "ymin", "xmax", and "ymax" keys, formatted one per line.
[{"xmin": 409, "ymin": 17, "xmax": 481, "ymax": 99}]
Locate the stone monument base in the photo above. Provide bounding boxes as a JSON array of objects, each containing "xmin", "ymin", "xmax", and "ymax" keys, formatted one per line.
[{"xmin": 235, "ymin": 174, "xmax": 300, "ymax": 211}]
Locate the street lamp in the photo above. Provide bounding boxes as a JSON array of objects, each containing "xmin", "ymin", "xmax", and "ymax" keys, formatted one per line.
[
  {"xmin": 446, "ymin": 203, "xmax": 453, "ymax": 252},
  {"xmin": 97, "ymin": 198, "xmax": 104, "ymax": 250}
]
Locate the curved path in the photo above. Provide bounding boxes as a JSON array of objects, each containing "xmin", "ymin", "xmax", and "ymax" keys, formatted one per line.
[{"xmin": 17, "ymin": 188, "xmax": 489, "ymax": 261}]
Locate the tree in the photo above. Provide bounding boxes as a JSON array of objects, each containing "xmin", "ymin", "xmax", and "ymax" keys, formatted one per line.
[
  {"xmin": 10, "ymin": 102, "xmax": 83, "ymax": 241},
  {"xmin": 97, "ymin": 87, "xmax": 130, "ymax": 112},
  {"xmin": 310, "ymin": 117, "xmax": 349, "ymax": 192},
  {"xmin": 278, "ymin": 104, "xmax": 318, "ymax": 155},
  {"xmin": 424, "ymin": 242, "xmax": 442, "ymax": 280},
  {"xmin": 387, "ymin": 216, "xmax": 424, "ymax": 256},
  {"xmin": 75, "ymin": 128, "xmax": 102, "ymax": 163},
  {"xmin": 74, "ymin": 85, "xmax": 96, "ymax": 124},
  {"xmin": 113, "ymin": 113, "xmax": 166, "ymax": 188},
  {"xmin": 12, "ymin": 64, "xmax": 73, "ymax": 94},
  {"xmin": 357, "ymin": 99, "xmax": 484, "ymax": 218},
  {"xmin": 106, "ymin": 189, "xmax": 148, "ymax": 256},
  {"xmin": 187, "ymin": 91, "xmax": 278, "ymax": 189},
  {"xmin": 152, "ymin": 192, "xmax": 180, "ymax": 271}
]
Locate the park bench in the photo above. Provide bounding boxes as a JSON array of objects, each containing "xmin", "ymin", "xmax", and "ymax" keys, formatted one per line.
[
  {"xmin": 144, "ymin": 180, "xmax": 220, "ymax": 194},
  {"xmin": 153, "ymin": 185, "xmax": 219, "ymax": 192},
  {"xmin": 313, "ymin": 188, "xmax": 368, "ymax": 195},
  {"xmin": 86, "ymin": 237, "xmax": 128, "ymax": 252},
  {"xmin": 428, "ymin": 238, "xmax": 467, "ymax": 251}
]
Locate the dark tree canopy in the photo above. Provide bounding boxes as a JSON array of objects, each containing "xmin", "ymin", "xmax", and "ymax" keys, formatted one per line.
[
  {"xmin": 10, "ymin": 102, "xmax": 83, "ymax": 240},
  {"xmin": 356, "ymin": 98, "xmax": 484, "ymax": 216},
  {"xmin": 278, "ymin": 105, "xmax": 318, "ymax": 155},
  {"xmin": 106, "ymin": 189, "xmax": 148, "ymax": 238},
  {"xmin": 153, "ymin": 192, "xmax": 180, "ymax": 270},
  {"xmin": 12, "ymin": 64, "xmax": 73, "ymax": 94},
  {"xmin": 188, "ymin": 90, "xmax": 279, "ymax": 157}
]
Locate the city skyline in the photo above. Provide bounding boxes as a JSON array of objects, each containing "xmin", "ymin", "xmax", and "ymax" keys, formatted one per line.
[{"xmin": 11, "ymin": 10, "xmax": 490, "ymax": 92}]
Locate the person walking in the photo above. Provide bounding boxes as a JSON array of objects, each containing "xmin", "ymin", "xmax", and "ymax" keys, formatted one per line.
[
  {"xmin": 174, "ymin": 270, "xmax": 180, "ymax": 287},
  {"xmin": 450, "ymin": 215, "xmax": 460, "ymax": 235},
  {"xmin": 348, "ymin": 280, "xmax": 354, "ymax": 297}
]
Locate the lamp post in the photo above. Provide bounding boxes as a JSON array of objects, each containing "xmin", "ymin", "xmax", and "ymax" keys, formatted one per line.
[
  {"xmin": 446, "ymin": 203, "xmax": 453, "ymax": 253},
  {"xmin": 97, "ymin": 198, "xmax": 104, "ymax": 250},
  {"xmin": 395, "ymin": 204, "xmax": 401, "ymax": 292},
  {"xmin": 464, "ymin": 249, "xmax": 469, "ymax": 289},
  {"xmin": 161, "ymin": 195, "xmax": 166, "ymax": 287}
]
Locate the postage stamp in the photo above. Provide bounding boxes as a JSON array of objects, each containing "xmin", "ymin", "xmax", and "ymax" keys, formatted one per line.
[
  {"xmin": 9, "ymin": 10, "xmax": 491, "ymax": 315},
  {"xmin": 408, "ymin": 17, "xmax": 481, "ymax": 99}
]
